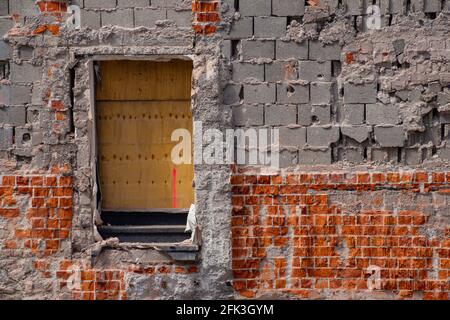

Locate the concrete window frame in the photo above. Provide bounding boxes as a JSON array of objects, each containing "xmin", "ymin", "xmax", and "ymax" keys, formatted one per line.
[{"xmin": 72, "ymin": 53, "xmax": 204, "ymax": 261}]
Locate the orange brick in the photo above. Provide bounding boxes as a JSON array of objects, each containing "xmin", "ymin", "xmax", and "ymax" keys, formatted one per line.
[
  {"xmin": 15, "ymin": 229, "xmax": 31, "ymax": 239},
  {"xmin": 4, "ymin": 240, "xmax": 17, "ymax": 249},
  {"xmin": 204, "ymin": 24, "xmax": 217, "ymax": 34},
  {"xmin": 1, "ymin": 175, "xmax": 15, "ymax": 186},
  {"xmin": 0, "ymin": 208, "xmax": 20, "ymax": 218},
  {"xmin": 31, "ymin": 176, "xmax": 44, "ymax": 186},
  {"xmin": 58, "ymin": 176, "xmax": 73, "ymax": 187},
  {"xmin": 196, "ymin": 12, "xmax": 220, "ymax": 23},
  {"xmin": 34, "ymin": 187, "xmax": 50, "ymax": 197},
  {"xmin": 16, "ymin": 176, "xmax": 29, "ymax": 186}
]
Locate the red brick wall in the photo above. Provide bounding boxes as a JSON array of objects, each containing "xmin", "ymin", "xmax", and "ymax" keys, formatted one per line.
[
  {"xmin": 0, "ymin": 168, "xmax": 73, "ymax": 256},
  {"xmin": 231, "ymin": 169, "xmax": 450, "ymax": 300},
  {"xmin": 0, "ymin": 169, "xmax": 199, "ymax": 300},
  {"xmin": 34, "ymin": 0, "xmax": 68, "ymax": 35},
  {"xmin": 192, "ymin": 0, "xmax": 220, "ymax": 35}
]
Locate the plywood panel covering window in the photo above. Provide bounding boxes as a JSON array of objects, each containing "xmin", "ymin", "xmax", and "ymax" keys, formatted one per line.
[{"xmin": 96, "ymin": 60, "xmax": 194, "ymax": 210}]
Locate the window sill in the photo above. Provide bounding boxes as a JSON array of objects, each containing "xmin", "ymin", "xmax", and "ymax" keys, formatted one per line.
[{"xmin": 109, "ymin": 241, "xmax": 200, "ymax": 262}]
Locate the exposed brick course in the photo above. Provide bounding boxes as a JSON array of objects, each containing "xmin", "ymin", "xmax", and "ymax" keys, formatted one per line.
[{"xmin": 231, "ymin": 169, "xmax": 450, "ymax": 300}]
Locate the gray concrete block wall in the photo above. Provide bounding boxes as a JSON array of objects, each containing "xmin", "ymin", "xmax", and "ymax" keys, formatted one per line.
[
  {"xmin": 0, "ymin": 3, "xmax": 53, "ymax": 157},
  {"xmin": 265, "ymin": 105, "xmax": 297, "ymax": 126},
  {"xmin": 272, "ymin": 0, "xmax": 305, "ymax": 16},
  {"xmin": 0, "ymin": 127, "xmax": 13, "ymax": 150},
  {"xmin": 276, "ymin": 41, "xmax": 308, "ymax": 60},
  {"xmin": 101, "ymin": 9, "xmax": 134, "ymax": 28},
  {"xmin": 70, "ymin": 0, "xmax": 189, "ymax": 29},
  {"xmin": 254, "ymin": 17, "xmax": 287, "ymax": 38},
  {"xmin": 241, "ymin": 40, "xmax": 275, "ymax": 60},
  {"xmin": 84, "ymin": 0, "xmax": 117, "ymax": 9},
  {"xmin": 135, "ymin": 8, "xmax": 167, "ymax": 27},
  {"xmin": 0, "ymin": 1, "xmax": 8, "ymax": 16},
  {"xmin": 224, "ymin": 0, "xmax": 450, "ymax": 166},
  {"xmin": 0, "ymin": 0, "xmax": 447, "ymax": 170}
]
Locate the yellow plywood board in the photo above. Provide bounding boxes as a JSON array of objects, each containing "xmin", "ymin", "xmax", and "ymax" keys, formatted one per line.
[
  {"xmin": 96, "ymin": 60, "xmax": 192, "ymax": 101},
  {"xmin": 96, "ymin": 61, "xmax": 194, "ymax": 210}
]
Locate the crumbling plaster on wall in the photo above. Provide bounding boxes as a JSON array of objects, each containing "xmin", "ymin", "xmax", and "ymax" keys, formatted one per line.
[
  {"xmin": 0, "ymin": 1, "xmax": 233, "ymax": 299},
  {"xmin": 0, "ymin": 0, "xmax": 449, "ymax": 300},
  {"xmin": 221, "ymin": 2, "xmax": 450, "ymax": 167}
]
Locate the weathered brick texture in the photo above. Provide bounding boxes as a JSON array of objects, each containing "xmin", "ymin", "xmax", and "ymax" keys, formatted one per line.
[
  {"xmin": 192, "ymin": 0, "xmax": 220, "ymax": 34},
  {"xmin": 231, "ymin": 169, "xmax": 450, "ymax": 300},
  {"xmin": 0, "ymin": 171, "xmax": 73, "ymax": 256}
]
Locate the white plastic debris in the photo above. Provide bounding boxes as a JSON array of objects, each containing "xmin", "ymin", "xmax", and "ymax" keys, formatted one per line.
[{"xmin": 185, "ymin": 204, "xmax": 198, "ymax": 243}]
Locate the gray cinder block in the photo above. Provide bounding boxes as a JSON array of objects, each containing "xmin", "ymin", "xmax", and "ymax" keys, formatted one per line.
[
  {"xmin": 279, "ymin": 127, "xmax": 306, "ymax": 148},
  {"xmin": 272, "ymin": 0, "xmax": 305, "ymax": 16},
  {"xmin": 265, "ymin": 61, "xmax": 298, "ymax": 82},
  {"xmin": 298, "ymin": 61, "xmax": 332, "ymax": 82},
  {"xmin": 239, "ymin": 0, "xmax": 272, "ymax": 17},
  {"xmin": 19, "ymin": 46, "xmax": 33, "ymax": 61},
  {"xmin": 374, "ymin": 126, "xmax": 406, "ymax": 147},
  {"xmin": 167, "ymin": 10, "xmax": 192, "ymax": 27},
  {"xmin": 85, "ymin": 0, "xmax": 117, "ymax": 9},
  {"xmin": 309, "ymin": 41, "xmax": 342, "ymax": 61},
  {"xmin": 241, "ymin": 40, "xmax": 275, "ymax": 60},
  {"xmin": 9, "ymin": 0, "xmax": 39, "ymax": 20},
  {"xmin": 320, "ymin": 0, "xmax": 340, "ymax": 14},
  {"xmin": 10, "ymin": 63, "xmax": 42, "ymax": 84},
  {"xmin": 0, "ymin": 127, "xmax": 13, "ymax": 150},
  {"xmin": 343, "ymin": 82, "xmax": 377, "ymax": 104},
  {"xmin": 345, "ymin": 0, "xmax": 365, "ymax": 15},
  {"xmin": 366, "ymin": 103, "xmax": 400, "ymax": 125},
  {"xmin": 0, "ymin": 41, "xmax": 11, "ymax": 60},
  {"xmin": 14, "ymin": 126, "xmax": 33, "ymax": 149},
  {"xmin": 244, "ymin": 83, "xmax": 276, "ymax": 104},
  {"xmin": 341, "ymin": 126, "xmax": 371, "ymax": 143},
  {"xmin": 390, "ymin": 0, "xmax": 407, "ymax": 14},
  {"xmin": 341, "ymin": 104, "xmax": 365, "ymax": 125},
  {"xmin": 80, "ymin": 9, "xmax": 101, "ymax": 29},
  {"xmin": 223, "ymin": 84, "xmax": 242, "ymax": 105},
  {"xmin": 265, "ymin": 105, "xmax": 297, "ymax": 126},
  {"xmin": 299, "ymin": 149, "xmax": 332, "ymax": 165},
  {"xmin": 307, "ymin": 126, "xmax": 340, "ymax": 147},
  {"xmin": 338, "ymin": 147, "xmax": 365, "ymax": 163},
  {"xmin": 424, "ymin": 0, "xmax": 441, "ymax": 12},
  {"xmin": 102, "ymin": 9, "xmax": 134, "ymax": 28},
  {"xmin": 0, "ymin": 18, "xmax": 14, "ymax": 37},
  {"xmin": 31, "ymin": 82, "xmax": 43, "ymax": 106},
  {"xmin": 277, "ymin": 84, "xmax": 309, "ymax": 104},
  {"xmin": 254, "ymin": 17, "xmax": 287, "ymax": 38},
  {"xmin": 118, "ymin": 0, "xmax": 149, "ymax": 7},
  {"xmin": 10, "ymin": 85, "xmax": 31, "ymax": 105},
  {"xmin": 311, "ymin": 105, "xmax": 331, "ymax": 125},
  {"xmin": 0, "ymin": 85, "xmax": 10, "ymax": 105},
  {"xmin": 232, "ymin": 62, "xmax": 264, "ymax": 82},
  {"xmin": 276, "ymin": 40, "xmax": 308, "ymax": 60},
  {"xmin": 135, "ymin": 8, "xmax": 166, "ymax": 27},
  {"xmin": 410, "ymin": 0, "xmax": 425, "ymax": 12},
  {"xmin": 298, "ymin": 104, "xmax": 312, "ymax": 126},
  {"xmin": 0, "ymin": 106, "xmax": 26, "ymax": 126},
  {"xmin": 0, "ymin": 1, "xmax": 8, "ymax": 16},
  {"xmin": 227, "ymin": 18, "xmax": 253, "ymax": 39},
  {"xmin": 232, "ymin": 105, "xmax": 264, "ymax": 126},
  {"xmin": 311, "ymin": 82, "xmax": 333, "ymax": 105},
  {"xmin": 405, "ymin": 148, "xmax": 423, "ymax": 165},
  {"xmin": 279, "ymin": 150, "xmax": 299, "ymax": 168}
]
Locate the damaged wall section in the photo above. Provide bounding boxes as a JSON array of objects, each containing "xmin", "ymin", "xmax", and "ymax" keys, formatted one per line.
[{"xmin": 0, "ymin": 0, "xmax": 448, "ymax": 300}]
